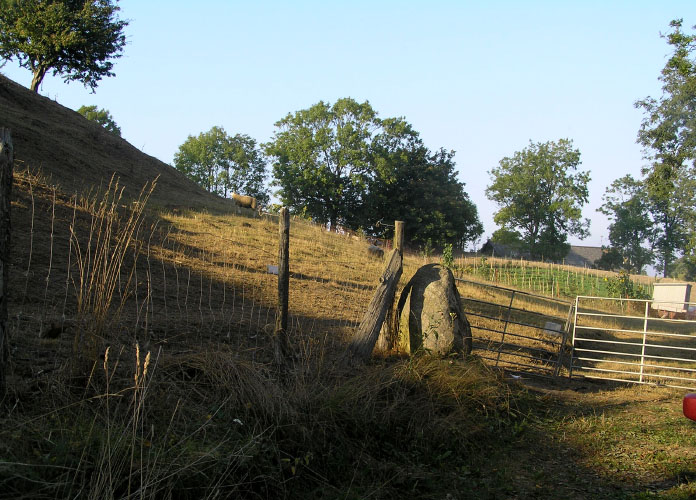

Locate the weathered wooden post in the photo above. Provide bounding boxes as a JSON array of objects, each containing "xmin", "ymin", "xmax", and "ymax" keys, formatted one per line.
[
  {"xmin": 0, "ymin": 129, "xmax": 12, "ymax": 395},
  {"xmin": 394, "ymin": 220, "xmax": 404, "ymax": 254},
  {"xmin": 349, "ymin": 249, "xmax": 403, "ymax": 361},
  {"xmin": 274, "ymin": 207, "xmax": 290, "ymax": 365},
  {"xmin": 376, "ymin": 221, "xmax": 405, "ymax": 353}
]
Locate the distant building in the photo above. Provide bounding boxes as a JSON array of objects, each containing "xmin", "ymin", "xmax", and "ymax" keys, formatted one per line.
[
  {"xmin": 564, "ymin": 246, "xmax": 605, "ymax": 268},
  {"xmin": 479, "ymin": 239, "xmax": 604, "ymax": 268}
]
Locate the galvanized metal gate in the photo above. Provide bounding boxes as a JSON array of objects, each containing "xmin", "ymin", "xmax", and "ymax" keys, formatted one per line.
[
  {"xmin": 571, "ymin": 296, "xmax": 696, "ymax": 390},
  {"xmin": 456, "ymin": 278, "xmax": 574, "ymax": 377}
]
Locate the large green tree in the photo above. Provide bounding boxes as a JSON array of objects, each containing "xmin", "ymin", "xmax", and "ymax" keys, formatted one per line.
[
  {"xmin": 77, "ymin": 104, "xmax": 120, "ymax": 136},
  {"xmin": 486, "ymin": 139, "xmax": 590, "ymax": 261},
  {"xmin": 366, "ymin": 117, "xmax": 482, "ymax": 247},
  {"xmin": 266, "ymin": 99, "xmax": 483, "ymax": 247},
  {"xmin": 597, "ymin": 175, "xmax": 654, "ymax": 273},
  {"xmin": 635, "ymin": 19, "xmax": 696, "ymax": 275},
  {"xmin": 0, "ymin": 0, "xmax": 128, "ymax": 92},
  {"xmin": 266, "ymin": 98, "xmax": 378, "ymax": 230},
  {"xmin": 173, "ymin": 126, "xmax": 269, "ymax": 205}
]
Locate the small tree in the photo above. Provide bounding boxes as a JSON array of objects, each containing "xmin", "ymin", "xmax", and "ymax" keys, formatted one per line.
[
  {"xmin": 173, "ymin": 126, "xmax": 269, "ymax": 205},
  {"xmin": 77, "ymin": 105, "xmax": 121, "ymax": 136},
  {"xmin": 0, "ymin": 0, "xmax": 128, "ymax": 92},
  {"xmin": 486, "ymin": 139, "xmax": 590, "ymax": 261},
  {"xmin": 598, "ymin": 175, "xmax": 654, "ymax": 274}
]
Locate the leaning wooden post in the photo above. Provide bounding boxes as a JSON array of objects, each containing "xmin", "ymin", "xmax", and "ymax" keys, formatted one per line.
[
  {"xmin": 350, "ymin": 248, "xmax": 403, "ymax": 361},
  {"xmin": 274, "ymin": 207, "xmax": 290, "ymax": 365},
  {"xmin": 376, "ymin": 221, "xmax": 405, "ymax": 353},
  {"xmin": 0, "ymin": 129, "xmax": 12, "ymax": 395}
]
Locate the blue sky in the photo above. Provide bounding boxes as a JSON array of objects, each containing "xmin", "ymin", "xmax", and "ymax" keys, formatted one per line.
[{"xmin": 2, "ymin": 0, "xmax": 694, "ymax": 252}]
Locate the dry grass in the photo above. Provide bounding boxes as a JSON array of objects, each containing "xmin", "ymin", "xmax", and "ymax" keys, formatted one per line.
[{"xmin": 2, "ymin": 171, "xmax": 696, "ymax": 498}]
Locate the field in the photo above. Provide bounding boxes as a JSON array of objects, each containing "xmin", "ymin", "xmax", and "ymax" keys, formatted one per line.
[
  {"xmin": 1, "ymin": 169, "xmax": 696, "ymax": 499},
  {"xmin": 451, "ymin": 255, "xmax": 656, "ymax": 299},
  {"xmin": 2, "ymin": 67, "xmax": 696, "ymax": 499}
]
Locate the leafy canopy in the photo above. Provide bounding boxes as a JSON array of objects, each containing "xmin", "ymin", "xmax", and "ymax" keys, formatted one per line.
[
  {"xmin": 486, "ymin": 139, "xmax": 590, "ymax": 261},
  {"xmin": 634, "ymin": 19, "xmax": 696, "ymax": 276},
  {"xmin": 266, "ymin": 98, "xmax": 482, "ymax": 247},
  {"xmin": 597, "ymin": 175, "xmax": 654, "ymax": 274},
  {"xmin": 0, "ymin": 0, "xmax": 128, "ymax": 92},
  {"xmin": 173, "ymin": 126, "xmax": 269, "ymax": 205},
  {"xmin": 266, "ymin": 98, "xmax": 378, "ymax": 230},
  {"xmin": 77, "ymin": 104, "xmax": 120, "ymax": 136},
  {"xmin": 366, "ymin": 117, "xmax": 482, "ymax": 247}
]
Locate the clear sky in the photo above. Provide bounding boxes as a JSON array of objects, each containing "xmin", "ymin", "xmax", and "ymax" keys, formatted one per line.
[{"xmin": 2, "ymin": 0, "xmax": 694, "ymax": 253}]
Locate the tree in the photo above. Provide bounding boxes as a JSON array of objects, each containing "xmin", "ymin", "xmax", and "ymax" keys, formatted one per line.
[
  {"xmin": 266, "ymin": 98, "xmax": 378, "ymax": 230},
  {"xmin": 635, "ymin": 19, "xmax": 696, "ymax": 275},
  {"xmin": 0, "ymin": 0, "xmax": 128, "ymax": 92},
  {"xmin": 486, "ymin": 139, "xmax": 590, "ymax": 261},
  {"xmin": 77, "ymin": 104, "xmax": 120, "ymax": 136},
  {"xmin": 366, "ymin": 117, "xmax": 482, "ymax": 247},
  {"xmin": 267, "ymin": 100, "xmax": 483, "ymax": 247},
  {"xmin": 173, "ymin": 126, "xmax": 269, "ymax": 205},
  {"xmin": 597, "ymin": 175, "xmax": 654, "ymax": 273}
]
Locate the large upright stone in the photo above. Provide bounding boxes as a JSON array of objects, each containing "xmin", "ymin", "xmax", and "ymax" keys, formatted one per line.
[{"xmin": 397, "ymin": 264, "xmax": 472, "ymax": 356}]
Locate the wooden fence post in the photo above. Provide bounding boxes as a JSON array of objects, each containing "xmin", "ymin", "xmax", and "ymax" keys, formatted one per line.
[
  {"xmin": 376, "ymin": 221, "xmax": 405, "ymax": 353},
  {"xmin": 394, "ymin": 220, "xmax": 404, "ymax": 254},
  {"xmin": 0, "ymin": 129, "xmax": 13, "ymax": 395},
  {"xmin": 350, "ymin": 248, "xmax": 403, "ymax": 361},
  {"xmin": 274, "ymin": 207, "xmax": 290, "ymax": 366}
]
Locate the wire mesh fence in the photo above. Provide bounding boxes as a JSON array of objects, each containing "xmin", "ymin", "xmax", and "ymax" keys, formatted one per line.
[{"xmin": 8, "ymin": 172, "xmax": 385, "ymax": 370}]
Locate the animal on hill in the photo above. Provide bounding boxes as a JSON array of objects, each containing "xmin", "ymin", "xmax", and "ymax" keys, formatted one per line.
[
  {"xmin": 231, "ymin": 193, "xmax": 257, "ymax": 210},
  {"xmin": 367, "ymin": 244, "xmax": 384, "ymax": 259}
]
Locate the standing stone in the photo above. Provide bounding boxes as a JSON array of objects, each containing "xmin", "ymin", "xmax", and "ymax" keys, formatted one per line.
[{"xmin": 397, "ymin": 264, "xmax": 472, "ymax": 356}]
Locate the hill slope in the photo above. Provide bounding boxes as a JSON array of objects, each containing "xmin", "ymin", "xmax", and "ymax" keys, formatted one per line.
[{"xmin": 0, "ymin": 73, "xmax": 232, "ymax": 211}]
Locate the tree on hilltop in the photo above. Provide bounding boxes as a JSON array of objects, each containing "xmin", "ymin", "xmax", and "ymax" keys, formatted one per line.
[
  {"xmin": 266, "ymin": 98, "xmax": 483, "ymax": 248},
  {"xmin": 0, "ymin": 0, "xmax": 128, "ymax": 92},
  {"xmin": 266, "ymin": 98, "xmax": 378, "ymax": 230},
  {"xmin": 173, "ymin": 126, "xmax": 269, "ymax": 205},
  {"xmin": 77, "ymin": 105, "xmax": 121, "ymax": 136},
  {"xmin": 486, "ymin": 139, "xmax": 590, "ymax": 261},
  {"xmin": 366, "ymin": 117, "xmax": 482, "ymax": 247}
]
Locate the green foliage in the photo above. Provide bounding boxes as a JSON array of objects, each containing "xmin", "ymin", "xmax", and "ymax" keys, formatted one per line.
[
  {"xmin": 366, "ymin": 117, "xmax": 482, "ymax": 247},
  {"xmin": 77, "ymin": 104, "xmax": 120, "ymax": 136},
  {"xmin": 635, "ymin": 20, "xmax": 696, "ymax": 276},
  {"xmin": 266, "ymin": 99, "xmax": 482, "ymax": 247},
  {"xmin": 266, "ymin": 98, "xmax": 377, "ymax": 230},
  {"xmin": 173, "ymin": 126, "xmax": 269, "ymax": 205},
  {"xmin": 486, "ymin": 139, "xmax": 590, "ymax": 261},
  {"xmin": 490, "ymin": 228, "xmax": 524, "ymax": 249},
  {"xmin": 598, "ymin": 175, "xmax": 654, "ymax": 273},
  {"xmin": 0, "ymin": 0, "xmax": 128, "ymax": 92},
  {"xmin": 606, "ymin": 270, "xmax": 651, "ymax": 300},
  {"xmin": 441, "ymin": 243, "xmax": 453, "ymax": 269}
]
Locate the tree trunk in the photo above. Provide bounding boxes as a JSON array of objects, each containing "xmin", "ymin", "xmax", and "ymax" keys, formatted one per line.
[
  {"xmin": 348, "ymin": 249, "xmax": 403, "ymax": 361},
  {"xmin": 30, "ymin": 66, "xmax": 47, "ymax": 93},
  {"xmin": 0, "ymin": 129, "xmax": 12, "ymax": 395}
]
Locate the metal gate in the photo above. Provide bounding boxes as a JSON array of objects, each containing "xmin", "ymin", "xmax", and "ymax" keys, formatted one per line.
[
  {"xmin": 571, "ymin": 296, "xmax": 696, "ymax": 390},
  {"xmin": 456, "ymin": 278, "xmax": 574, "ymax": 377}
]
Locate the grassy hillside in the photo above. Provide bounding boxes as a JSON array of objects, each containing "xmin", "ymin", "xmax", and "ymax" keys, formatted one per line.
[
  {"xmin": 0, "ymin": 73, "xmax": 232, "ymax": 212},
  {"xmin": 0, "ymin": 74, "xmax": 695, "ymax": 498}
]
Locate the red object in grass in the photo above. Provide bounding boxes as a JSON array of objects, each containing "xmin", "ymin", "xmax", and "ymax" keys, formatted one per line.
[{"xmin": 684, "ymin": 394, "xmax": 696, "ymax": 421}]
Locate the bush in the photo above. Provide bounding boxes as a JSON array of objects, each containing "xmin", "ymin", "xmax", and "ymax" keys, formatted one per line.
[{"xmin": 606, "ymin": 270, "xmax": 650, "ymax": 300}]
